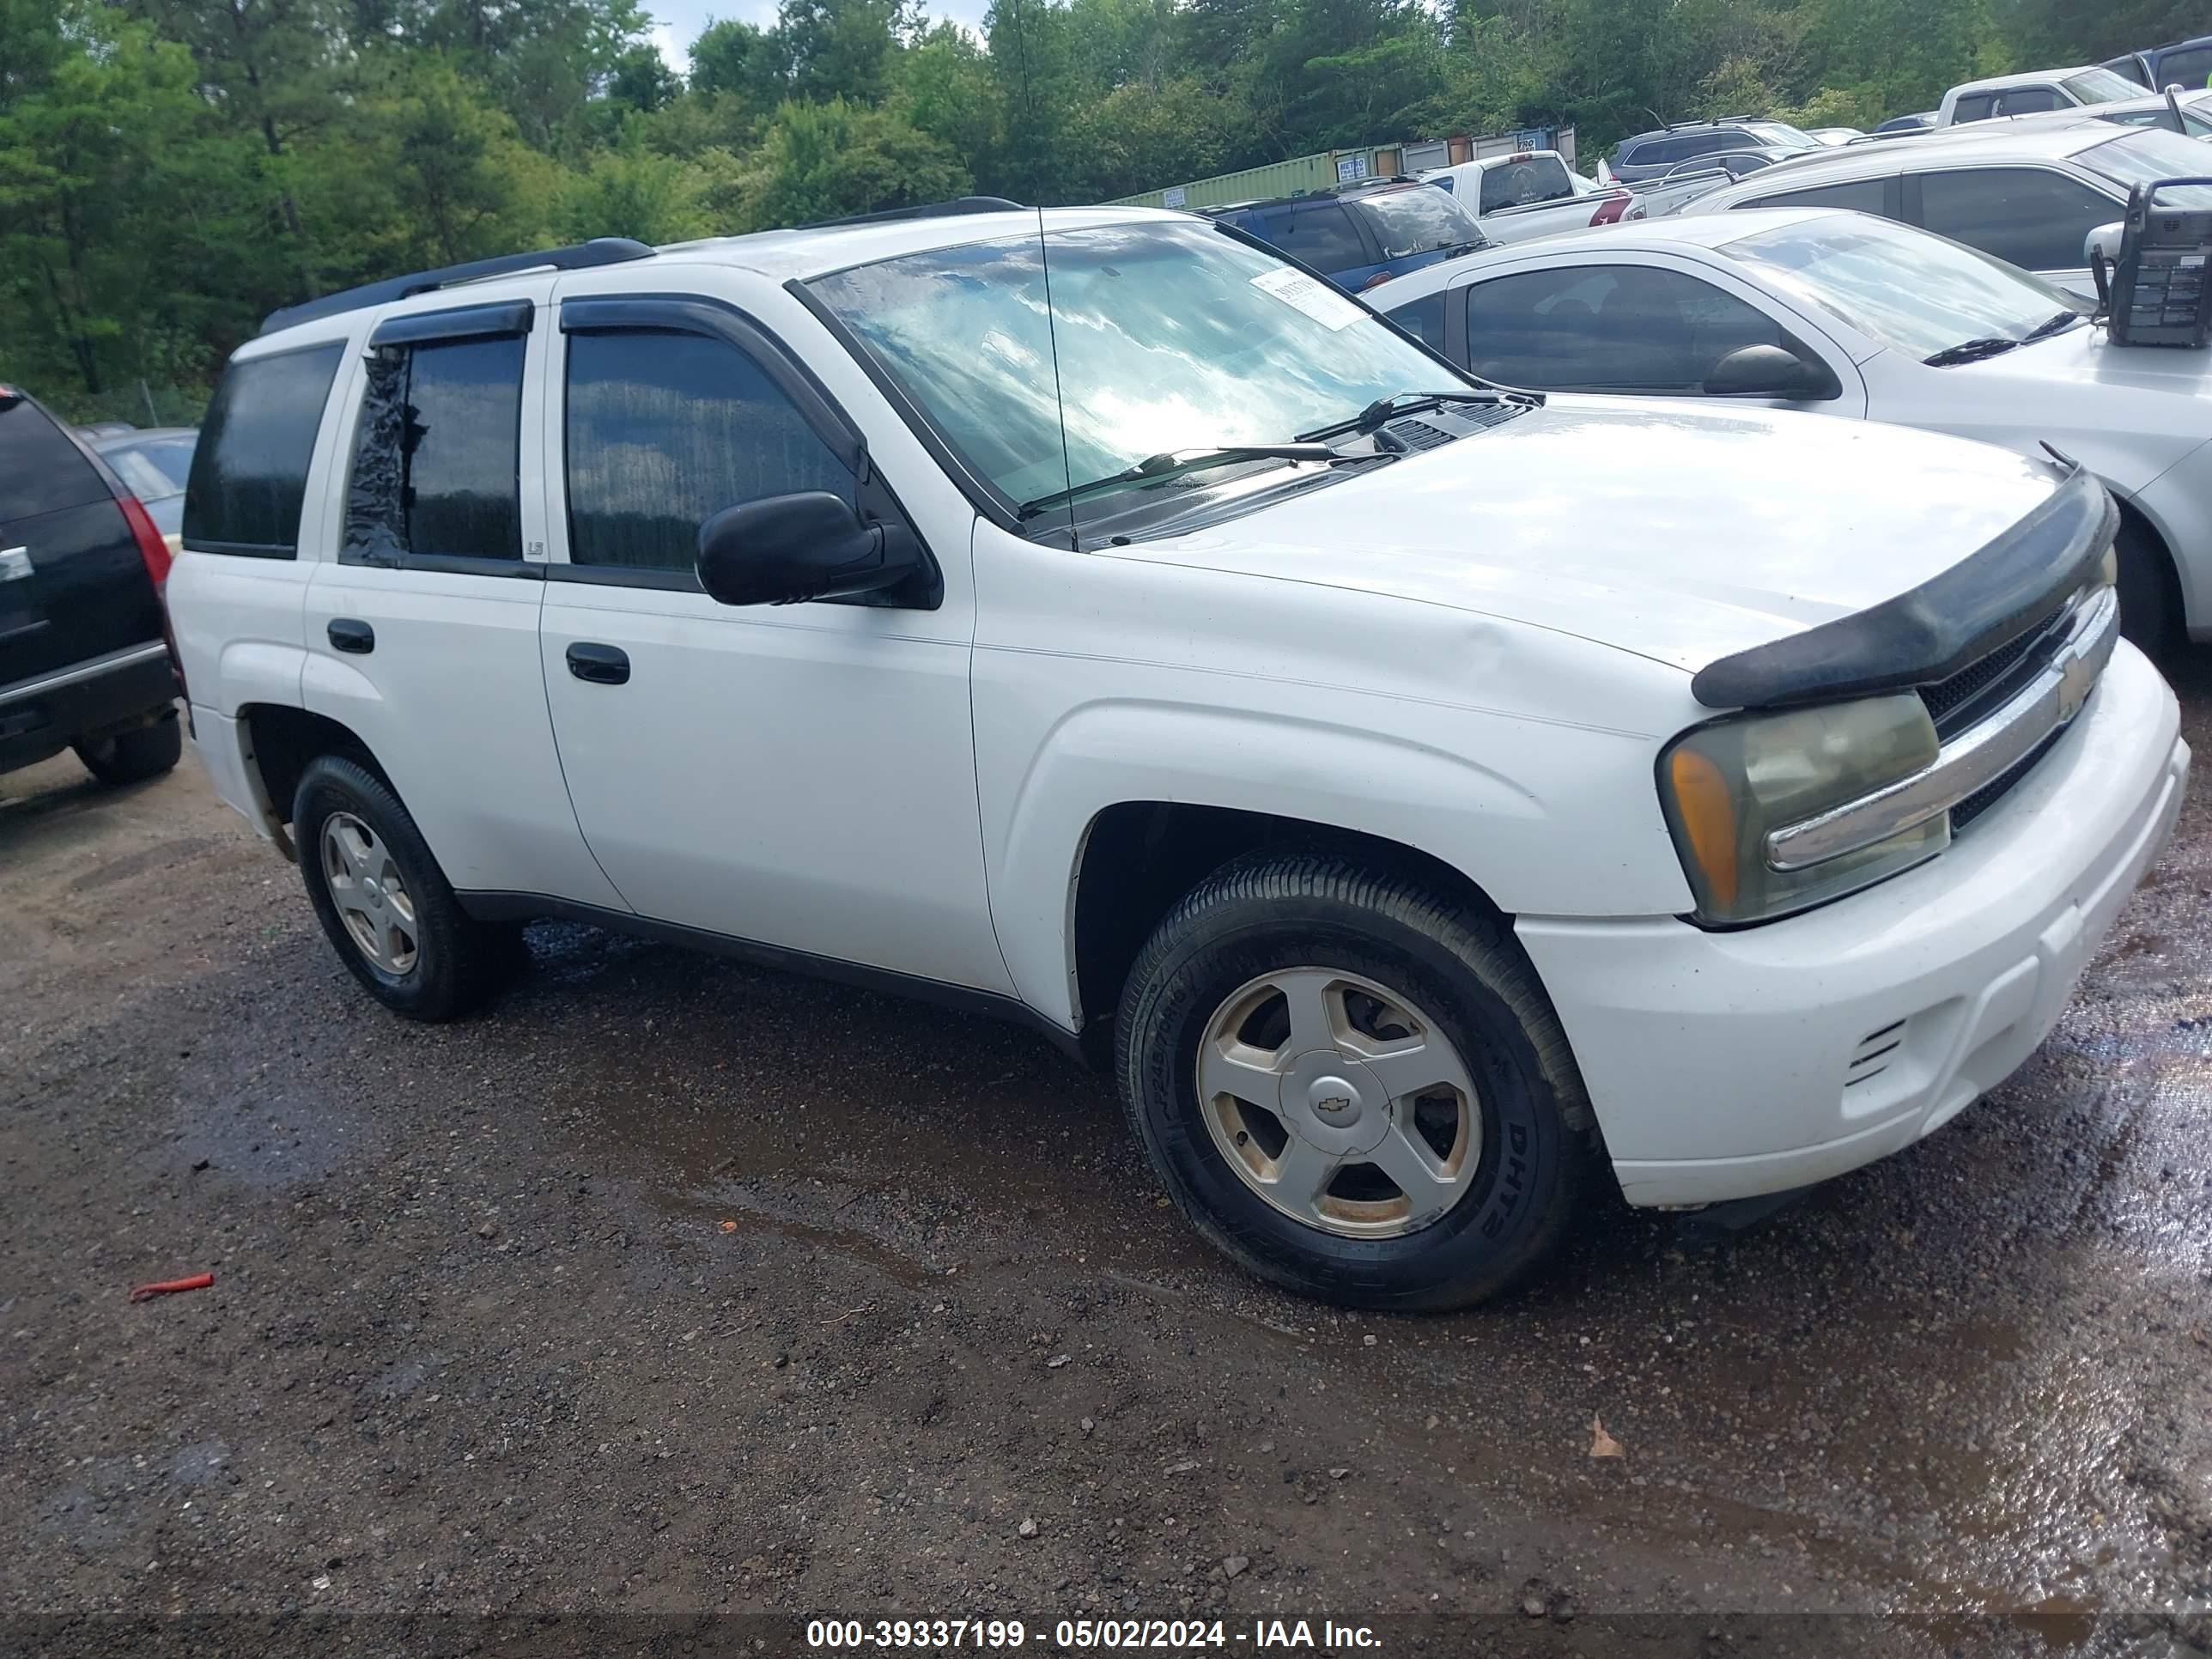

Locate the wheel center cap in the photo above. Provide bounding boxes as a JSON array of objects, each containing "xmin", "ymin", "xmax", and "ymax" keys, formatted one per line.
[
  {"xmin": 1277, "ymin": 1051, "xmax": 1391, "ymax": 1157},
  {"xmin": 1309, "ymin": 1076, "xmax": 1361, "ymax": 1120}
]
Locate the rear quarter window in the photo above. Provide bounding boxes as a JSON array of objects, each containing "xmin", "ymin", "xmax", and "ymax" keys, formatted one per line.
[
  {"xmin": 183, "ymin": 343, "xmax": 344, "ymax": 556},
  {"xmin": 0, "ymin": 399, "xmax": 108, "ymax": 522}
]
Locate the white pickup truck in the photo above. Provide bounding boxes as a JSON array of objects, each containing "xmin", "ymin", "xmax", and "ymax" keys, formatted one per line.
[
  {"xmin": 167, "ymin": 203, "xmax": 2187, "ymax": 1311},
  {"xmin": 1422, "ymin": 150, "xmax": 1736, "ymax": 242}
]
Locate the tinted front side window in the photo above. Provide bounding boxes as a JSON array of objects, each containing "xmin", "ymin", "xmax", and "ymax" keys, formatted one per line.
[
  {"xmin": 564, "ymin": 330, "xmax": 852, "ymax": 573},
  {"xmin": 183, "ymin": 343, "xmax": 343, "ymax": 555},
  {"xmin": 0, "ymin": 400, "xmax": 107, "ymax": 522},
  {"xmin": 1750, "ymin": 176, "xmax": 1893, "ymax": 214},
  {"xmin": 1999, "ymin": 88, "xmax": 2063, "ymax": 114},
  {"xmin": 345, "ymin": 334, "xmax": 524, "ymax": 563},
  {"xmin": 1951, "ymin": 94, "xmax": 1995, "ymax": 123},
  {"xmin": 1465, "ymin": 265, "xmax": 1785, "ymax": 392},
  {"xmin": 1918, "ymin": 167, "xmax": 2114, "ymax": 270}
]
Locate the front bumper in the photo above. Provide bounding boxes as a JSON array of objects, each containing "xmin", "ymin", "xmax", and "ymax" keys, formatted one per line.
[{"xmin": 1518, "ymin": 641, "xmax": 2189, "ymax": 1209}]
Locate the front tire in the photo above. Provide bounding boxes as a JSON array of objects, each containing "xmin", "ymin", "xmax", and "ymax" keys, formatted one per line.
[
  {"xmin": 1115, "ymin": 852, "xmax": 1595, "ymax": 1311},
  {"xmin": 74, "ymin": 711, "xmax": 181, "ymax": 786},
  {"xmin": 2115, "ymin": 519, "xmax": 2179, "ymax": 655},
  {"xmin": 293, "ymin": 756, "xmax": 520, "ymax": 1021}
]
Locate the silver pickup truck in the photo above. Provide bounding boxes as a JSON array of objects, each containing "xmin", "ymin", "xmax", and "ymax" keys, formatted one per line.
[{"xmin": 1419, "ymin": 149, "xmax": 1740, "ymax": 245}]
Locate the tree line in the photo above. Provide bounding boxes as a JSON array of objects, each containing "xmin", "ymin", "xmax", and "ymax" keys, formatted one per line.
[{"xmin": 0, "ymin": 0, "xmax": 2195, "ymax": 419}]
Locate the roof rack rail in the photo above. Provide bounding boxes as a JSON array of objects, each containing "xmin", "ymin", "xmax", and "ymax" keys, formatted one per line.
[
  {"xmin": 258, "ymin": 237, "xmax": 658, "ymax": 337},
  {"xmin": 801, "ymin": 196, "xmax": 1027, "ymax": 231}
]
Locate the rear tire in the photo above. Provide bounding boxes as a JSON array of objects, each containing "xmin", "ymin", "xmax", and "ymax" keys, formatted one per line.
[
  {"xmin": 74, "ymin": 711, "xmax": 181, "ymax": 786},
  {"xmin": 2115, "ymin": 519, "xmax": 2179, "ymax": 655},
  {"xmin": 293, "ymin": 755, "xmax": 520, "ymax": 1021},
  {"xmin": 1115, "ymin": 851, "xmax": 1595, "ymax": 1311}
]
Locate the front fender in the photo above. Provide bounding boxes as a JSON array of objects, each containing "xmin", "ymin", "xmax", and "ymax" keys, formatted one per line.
[{"xmin": 976, "ymin": 675, "xmax": 1697, "ymax": 1030}]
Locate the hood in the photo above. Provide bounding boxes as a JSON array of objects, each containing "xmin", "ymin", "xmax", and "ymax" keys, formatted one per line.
[
  {"xmin": 1932, "ymin": 324, "xmax": 2212, "ymax": 488},
  {"xmin": 1126, "ymin": 398, "xmax": 2066, "ymax": 677}
]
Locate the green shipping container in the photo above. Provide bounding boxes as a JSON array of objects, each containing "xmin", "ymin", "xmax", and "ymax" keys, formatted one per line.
[{"xmin": 1108, "ymin": 148, "xmax": 1397, "ymax": 212}]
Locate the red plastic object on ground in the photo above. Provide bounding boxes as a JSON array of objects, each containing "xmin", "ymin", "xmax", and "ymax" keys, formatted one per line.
[{"xmin": 128, "ymin": 1273, "xmax": 214, "ymax": 1303}]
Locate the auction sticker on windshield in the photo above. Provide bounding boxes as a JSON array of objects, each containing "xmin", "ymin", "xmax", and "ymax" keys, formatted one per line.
[{"xmin": 1249, "ymin": 266, "xmax": 1365, "ymax": 329}]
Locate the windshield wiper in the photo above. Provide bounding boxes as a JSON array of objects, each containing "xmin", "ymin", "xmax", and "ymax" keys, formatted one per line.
[
  {"xmin": 1017, "ymin": 444, "xmax": 1340, "ymax": 520},
  {"xmin": 1301, "ymin": 388, "xmax": 1520, "ymax": 441},
  {"xmin": 2022, "ymin": 308, "xmax": 2086, "ymax": 343},
  {"xmin": 1923, "ymin": 336, "xmax": 2024, "ymax": 367}
]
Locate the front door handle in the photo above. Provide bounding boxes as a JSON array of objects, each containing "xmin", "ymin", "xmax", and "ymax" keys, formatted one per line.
[
  {"xmin": 327, "ymin": 617, "xmax": 374, "ymax": 654},
  {"xmin": 566, "ymin": 641, "xmax": 629, "ymax": 685}
]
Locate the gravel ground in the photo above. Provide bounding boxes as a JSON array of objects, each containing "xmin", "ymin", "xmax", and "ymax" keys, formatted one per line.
[{"xmin": 3, "ymin": 656, "xmax": 2211, "ymax": 1659}]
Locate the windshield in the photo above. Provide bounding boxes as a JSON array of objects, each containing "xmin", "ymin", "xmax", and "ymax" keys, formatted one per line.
[
  {"xmin": 1724, "ymin": 216, "xmax": 2081, "ymax": 359},
  {"xmin": 2078, "ymin": 127, "xmax": 2212, "ymax": 207},
  {"xmin": 1353, "ymin": 184, "xmax": 1487, "ymax": 252},
  {"xmin": 2063, "ymin": 68, "xmax": 2147, "ymax": 106},
  {"xmin": 2105, "ymin": 102, "xmax": 2212, "ymax": 137},
  {"xmin": 1744, "ymin": 120, "xmax": 1821, "ymax": 153},
  {"xmin": 807, "ymin": 221, "xmax": 1466, "ymax": 520}
]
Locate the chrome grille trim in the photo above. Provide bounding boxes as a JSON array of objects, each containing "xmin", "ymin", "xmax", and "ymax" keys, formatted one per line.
[{"xmin": 1763, "ymin": 584, "xmax": 2118, "ymax": 874}]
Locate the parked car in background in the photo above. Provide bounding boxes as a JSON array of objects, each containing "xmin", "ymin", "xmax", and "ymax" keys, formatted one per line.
[
  {"xmin": 1605, "ymin": 118, "xmax": 1823, "ymax": 183},
  {"xmin": 1417, "ymin": 150, "xmax": 1634, "ymax": 245},
  {"xmin": 1869, "ymin": 112, "xmax": 1938, "ymax": 137},
  {"xmin": 1936, "ymin": 66, "xmax": 2141, "ymax": 125},
  {"xmin": 1808, "ymin": 127, "xmax": 1865, "ymax": 145},
  {"xmin": 165, "ymin": 204, "xmax": 2186, "ymax": 1309},
  {"xmin": 1993, "ymin": 86, "xmax": 2212, "ymax": 139},
  {"xmin": 85, "ymin": 427, "xmax": 198, "ymax": 537},
  {"xmin": 2104, "ymin": 36, "xmax": 2212, "ymax": 92},
  {"xmin": 1682, "ymin": 121, "xmax": 2212, "ymax": 300},
  {"xmin": 1204, "ymin": 179, "xmax": 1488, "ymax": 289},
  {"xmin": 1375, "ymin": 208, "xmax": 2209, "ymax": 649},
  {"xmin": 0, "ymin": 385, "xmax": 181, "ymax": 787},
  {"xmin": 1661, "ymin": 149, "xmax": 1785, "ymax": 183}
]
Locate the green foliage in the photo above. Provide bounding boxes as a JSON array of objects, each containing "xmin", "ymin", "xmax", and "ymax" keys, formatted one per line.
[
  {"xmin": 724, "ymin": 96, "xmax": 971, "ymax": 230},
  {"xmin": 0, "ymin": 0, "xmax": 2171, "ymax": 410}
]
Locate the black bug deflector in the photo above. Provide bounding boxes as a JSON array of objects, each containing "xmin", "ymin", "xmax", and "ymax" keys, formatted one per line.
[{"xmin": 1691, "ymin": 465, "xmax": 2118, "ymax": 712}]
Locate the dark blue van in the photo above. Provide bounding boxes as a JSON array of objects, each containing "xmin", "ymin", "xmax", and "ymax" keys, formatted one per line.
[
  {"xmin": 1204, "ymin": 180, "xmax": 1490, "ymax": 291},
  {"xmin": 2105, "ymin": 37, "xmax": 2212, "ymax": 90}
]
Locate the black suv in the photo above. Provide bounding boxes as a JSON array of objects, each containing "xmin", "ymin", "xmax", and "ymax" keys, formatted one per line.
[
  {"xmin": 1607, "ymin": 118, "xmax": 1822, "ymax": 184},
  {"xmin": 0, "ymin": 386, "xmax": 182, "ymax": 787}
]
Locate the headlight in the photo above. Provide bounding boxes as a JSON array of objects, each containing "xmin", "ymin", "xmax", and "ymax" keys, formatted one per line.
[{"xmin": 1657, "ymin": 694, "xmax": 1947, "ymax": 926}]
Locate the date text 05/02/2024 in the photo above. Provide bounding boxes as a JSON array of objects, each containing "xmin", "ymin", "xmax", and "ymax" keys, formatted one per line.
[{"xmin": 804, "ymin": 1618, "xmax": 1382, "ymax": 1650}]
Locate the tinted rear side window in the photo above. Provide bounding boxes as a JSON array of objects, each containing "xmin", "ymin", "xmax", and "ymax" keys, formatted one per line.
[
  {"xmin": 1385, "ymin": 290, "xmax": 1449, "ymax": 349},
  {"xmin": 345, "ymin": 334, "xmax": 524, "ymax": 565},
  {"xmin": 1277, "ymin": 204, "xmax": 1367, "ymax": 271},
  {"xmin": 0, "ymin": 399, "xmax": 108, "ymax": 522},
  {"xmin": 2158, "ymin": 46, "xmax": 2212, "ymax": 88},
  {"xmin": 184, "ymin": 343, "xmax": 343, "ymax": 556},
  {"xmin": 1918, "ymin": 167, "xmax": 2114, "ymax": 271},
  {"xmin": 1748, "ymin": 177, "xmax": 1894, "ymax": 214},
  {"xmin": 1951, "ymin": 94, "xmax": 1995, "ymax": 123}
]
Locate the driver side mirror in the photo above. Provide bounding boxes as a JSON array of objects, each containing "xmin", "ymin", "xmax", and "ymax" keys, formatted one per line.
[
  {"xmin": 1702, "ymin": 343, "xmax": 1836, "ymax": 399},
  {"xmin": 2085, "ymin": 222, "xmax": 2125, "ymax": 267},
  {"xmin": 696, "ymin": 491, "xmax": 927, "ymax": 607}
]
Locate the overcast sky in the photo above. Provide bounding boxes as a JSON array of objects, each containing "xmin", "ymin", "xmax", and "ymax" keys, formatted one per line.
[{"xmin": 646, "ymin": 0, "xmax": 990, "ymax": 74}]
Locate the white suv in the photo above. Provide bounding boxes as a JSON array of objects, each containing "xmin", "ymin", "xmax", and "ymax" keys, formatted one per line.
[{"xmin": 167, "ymin": 202, "xmax": 2190, "ymax": 1310}]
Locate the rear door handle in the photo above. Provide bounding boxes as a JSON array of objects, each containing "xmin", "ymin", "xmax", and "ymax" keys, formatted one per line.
[
  {"xmin": 566, "ymin": 641, "xmax": 629, "ymax": 685},
  {"xmin": 327, "ymin": 617, "xmax": 374, "ymax": 654}
]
